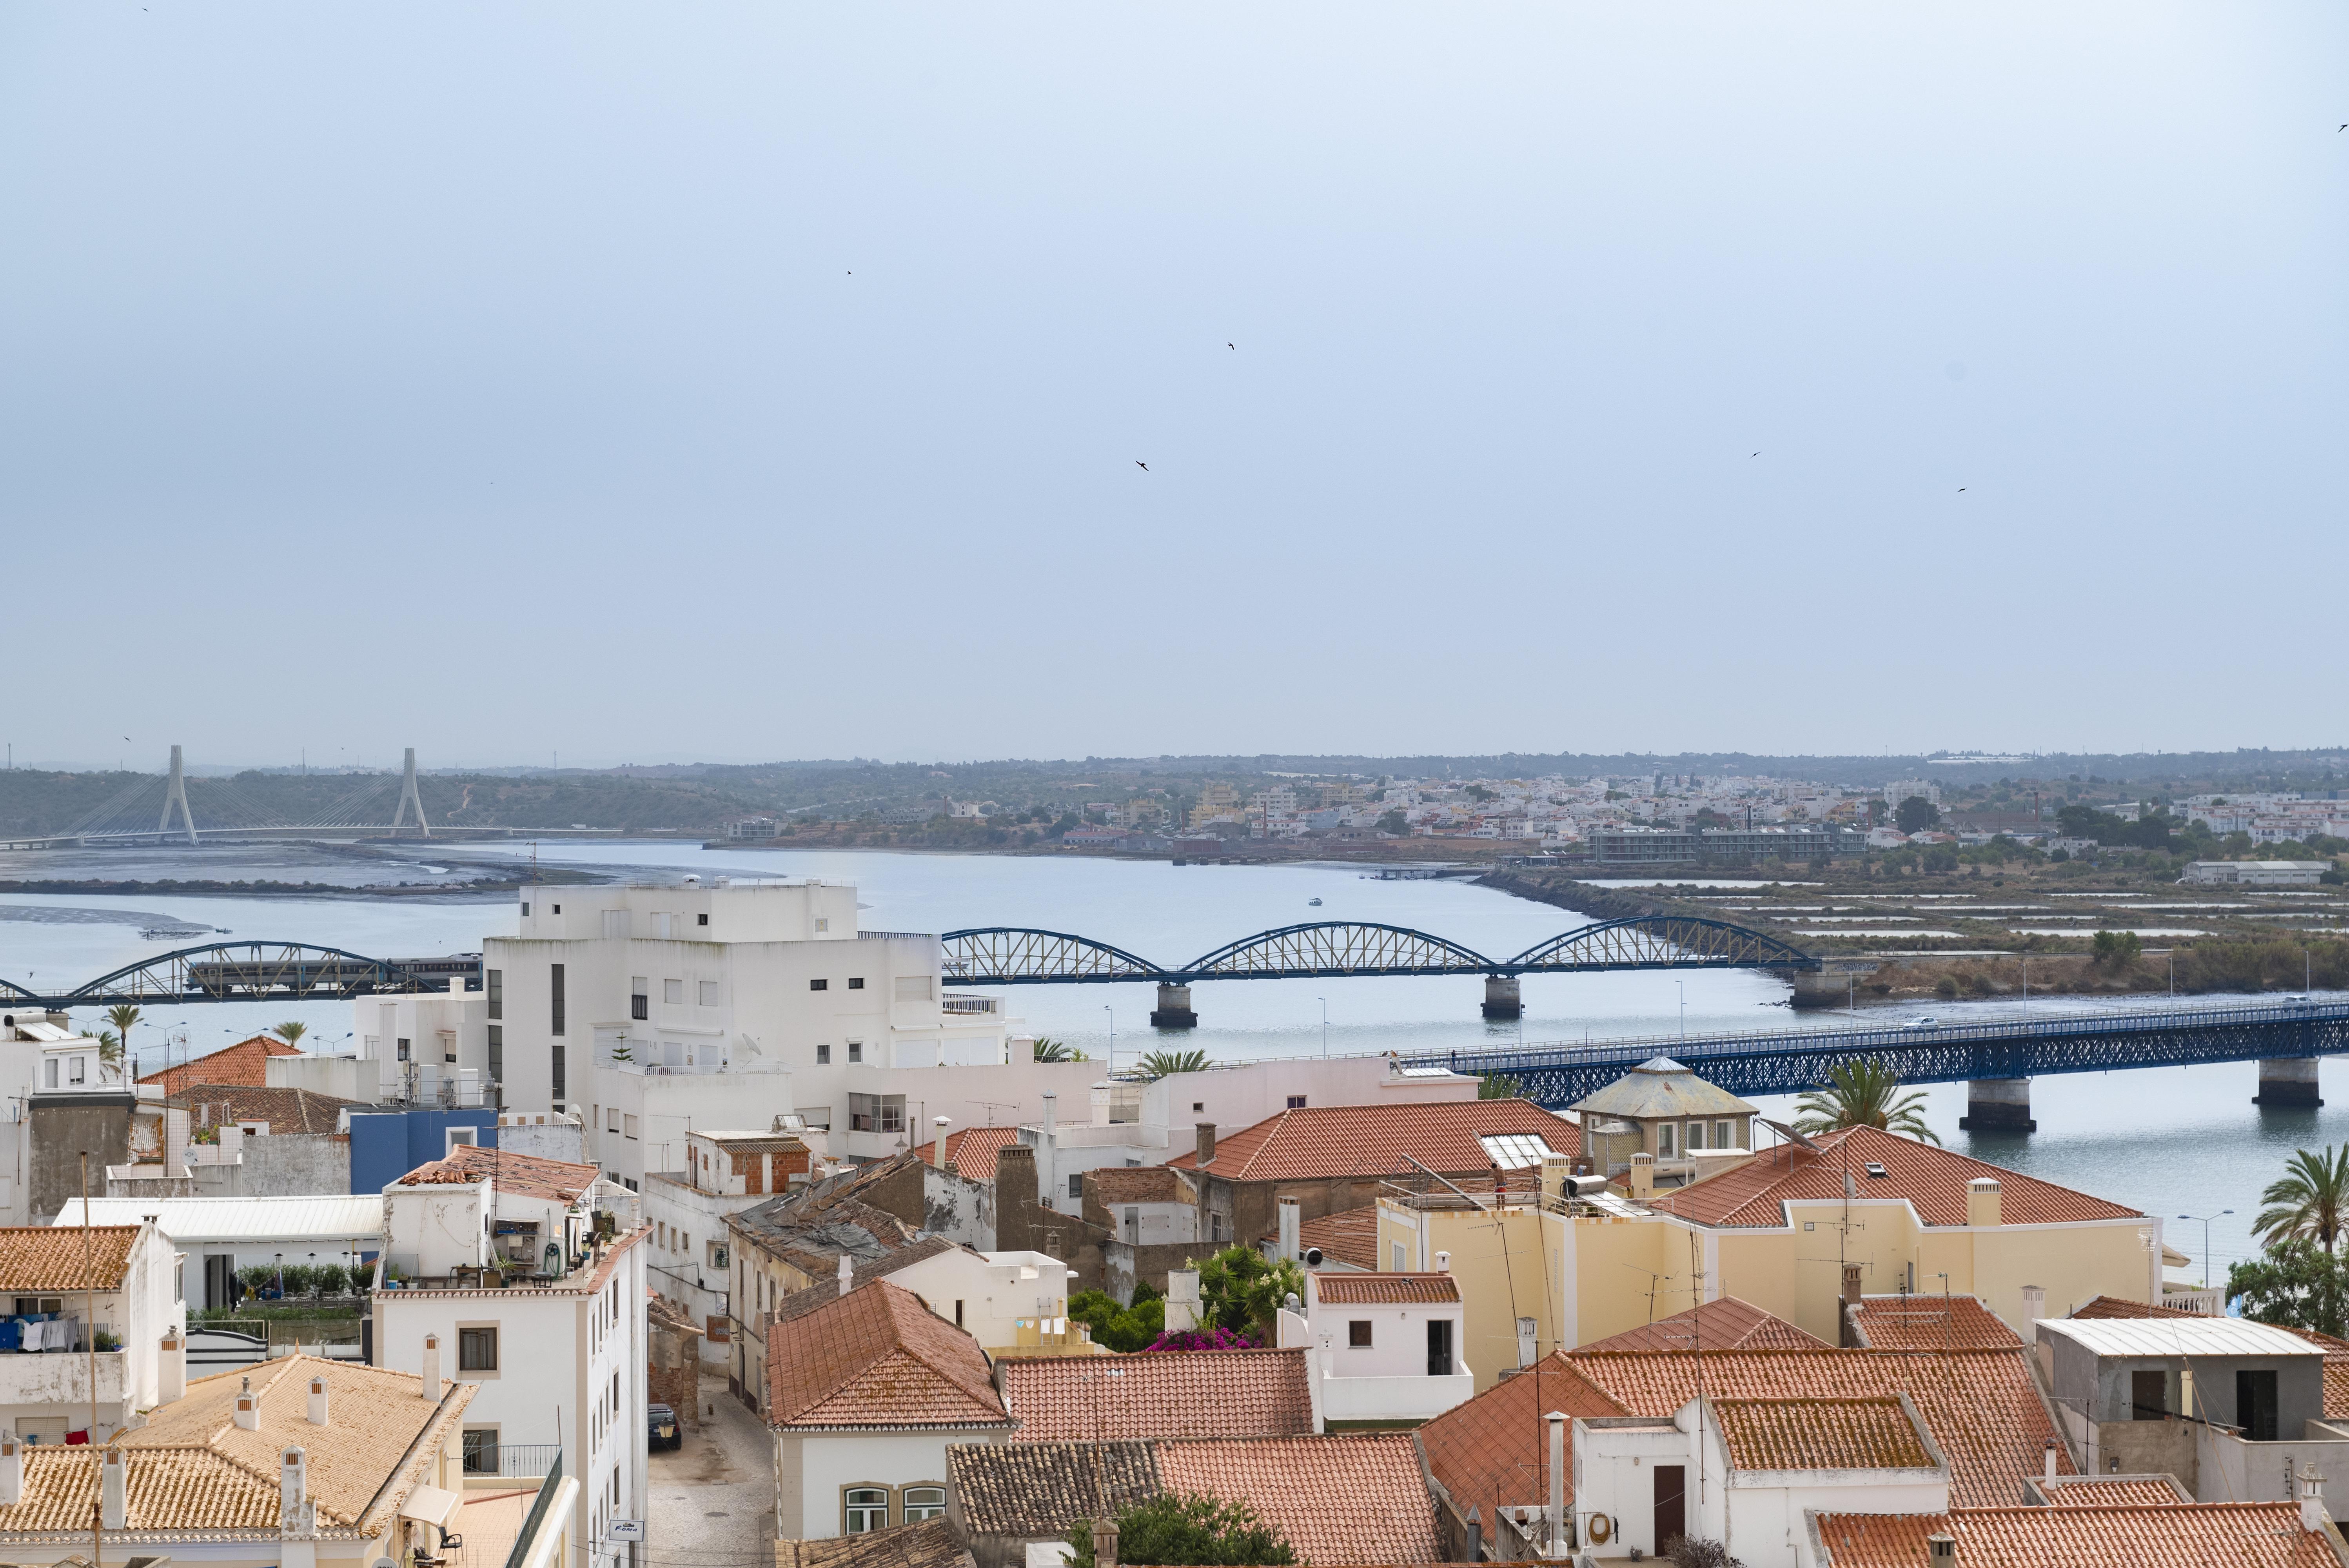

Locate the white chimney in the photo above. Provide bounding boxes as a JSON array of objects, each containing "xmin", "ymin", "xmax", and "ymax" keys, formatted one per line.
[
  {"xmin": 837, "ymin": 1253, "xmax": 853, "ymax": 1292},
  {"xmin": 421, "ymin": 1335, "xmax": 441, "ymax": 1401},
  {"xmin": 0, "ymin": 1439, "xmax": 22, "ymax": 1506},
  {"xmin": 2302, "ymin": 1461, "xmax": 2326, "ymax": 1534},
  {"xmin": 2043, "ymin": 1439, "xmax": 2056, "ymax": 1481},
  {"xmin": 100, "ymin": 1449, "xmax": 126, "ymax": 1530},
  {"xmin": 1165, "ymin": 1270, "xmax": 1201, "ymax": 1333},
  {"xmin": 159, "ymin": 1332, "xmax": 186, "ymax": 1405},
  {"xmin": 2020, "ymin": 1284, "xmax": 2046, "ymax": 1323},
  {"xmin": 933, "ymin": 1116, "xmax": 951, "ymax": 1171},
  {"xmin": 1545, "ymin": 1411, "xmax": 1566, "ymax": 1553},
  {"xmin": 280, "ymin": 1446, "xmax": 315, "ymax": 1539},
  {"xmin": 234, "ymin": 1382, "xmax": 261, "ymax": 1432},
  {"xmin": 307, "ymin": 1375, "xmax": 329, "ymax": 1426},
  {"xmin": 1277, "ymin": 1198, "xmax": 1301, "ymax": 1262},
  {"xmin": 1436, "ymin": 1250, "xmax": 1451, "ymax": 1273}
]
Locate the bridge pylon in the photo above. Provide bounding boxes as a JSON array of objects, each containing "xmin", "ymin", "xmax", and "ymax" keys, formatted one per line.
[
  {"xmin": 1481, "ymin": 975, "xmax": 1523, "ymax": 1020},
  {"xmin": 1150, "ymin": 983, "xmax": 1197, "ymax": 1029},
  {"xmin": 158, "ymin": 744, "xmax": 198, "ymax": 846},
  {"xmin": 390, "ymin": 748, "xmax": 431, "ymax": 838}
]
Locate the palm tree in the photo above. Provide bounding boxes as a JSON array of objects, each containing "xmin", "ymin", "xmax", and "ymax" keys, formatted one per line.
[
  {"xmin": 1794, "ymin": 1059, "xmax": 1941, "ymax": 1145},
  {"xmin": 105, "ymin": 1005, "xmax": 143, "ymax": 1074},
  {"xmin": 1032, "ymin": 1036, "xmax": 1085, "ymax": 1063},
  {"xmin": 273, "ymin": 1021, "xmax": 308, "ymax": 1047},
  {"xmin": 2255, "ymin": 1145, "xmax": 2349, "ymax": 1253},
  {"xmin": 1136, "ymin": 1048, "xmax": 1210, "ymax": 1081},
  {"xmin": 94, "ymin": 1029, "xmax": 123, "ymax": 1075}
]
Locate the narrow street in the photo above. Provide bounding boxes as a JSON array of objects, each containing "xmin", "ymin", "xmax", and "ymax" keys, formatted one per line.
[{"xmin": 650, "ymin": 1368, "xmax": 776, "ymax": 1568}]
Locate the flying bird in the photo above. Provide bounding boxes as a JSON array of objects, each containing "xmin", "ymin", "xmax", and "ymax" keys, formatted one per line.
[
  {"xmin": 1135, "ymin": 461, "xmax": 1149, "ymax": 472},
  {"xmin": 1227, "ymin": 343, "xmax": 1234, "ymax": 349},
  {"xmin": 1751, "ymin": 452, "xmax": 1760, "ymax": 457},
  {"xmin": 1957, "ymin": 487, "xmax": 1966, "ymax": 493}
]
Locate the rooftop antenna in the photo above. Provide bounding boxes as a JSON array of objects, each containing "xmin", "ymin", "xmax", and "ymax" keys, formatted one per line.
[{"xmin": 390, "ymin": 748, "xmax": 431, "ymax": 838}]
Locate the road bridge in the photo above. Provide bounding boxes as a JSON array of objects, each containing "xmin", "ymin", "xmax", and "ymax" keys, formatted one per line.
[{"xmin": 1412, "ymin": 997, "xmax": 2349, "ymax": 1126}]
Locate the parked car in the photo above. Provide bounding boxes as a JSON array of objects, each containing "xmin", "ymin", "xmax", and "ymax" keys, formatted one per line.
[{"xmin": 648, "ymin": 1403, "xmax": 679, "ymax": 1451}]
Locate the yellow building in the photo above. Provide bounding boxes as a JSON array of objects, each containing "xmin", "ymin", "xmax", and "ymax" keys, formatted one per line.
[{"xmin": 1377, "ymin": 1127, "xmax": 2158, "ymax": 1391}]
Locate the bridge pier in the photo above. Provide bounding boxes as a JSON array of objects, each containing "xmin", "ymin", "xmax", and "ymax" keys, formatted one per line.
[
  {"xmin": 1481, "ymin": 976, "xmax": 1522, "ymax": 1021},
  {"xmin": 1149, "ymin": 983, "xmax": 1197, "ymax": 1030},
  {"xmin": 2255, "ymin": 1057, "xmax": 2323, "ymax": 1107},
  {"xmin": 1958, "ymin": 1078, "xmax": 2035, "ymax": 1133},
  {"xmin": 1790, "ymin": 962, "xmax": 1878, "ymax": 1010}
]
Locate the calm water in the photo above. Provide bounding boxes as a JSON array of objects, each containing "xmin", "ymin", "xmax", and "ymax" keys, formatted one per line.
[{"xmin": 0, "ymin": 838, "xmax": 2330, "ymax": 1288}]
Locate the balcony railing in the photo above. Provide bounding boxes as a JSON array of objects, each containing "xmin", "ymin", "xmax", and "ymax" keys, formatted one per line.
[
  {"xmin": 464, "ymin": 1441, "xmax": 562, "ymax": 1479},
  {"xmin": 503, "ymin": 1449, "xmax": 563, "ymax": 1568}
]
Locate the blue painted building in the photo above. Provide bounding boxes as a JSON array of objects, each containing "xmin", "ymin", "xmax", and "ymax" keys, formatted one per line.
[{"xmin": 348, "ymin": 1106, "xmax": 502, "ymax": 1194}]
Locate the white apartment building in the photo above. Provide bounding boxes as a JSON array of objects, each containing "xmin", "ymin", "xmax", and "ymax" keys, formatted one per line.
[
  {"xmin": 0, "ymin": 1014, "xmax": 120, "ymax": 1227},
  {"xmin": 475, "ymin": 880, "xmax": 1104, "ymax": 1184},
  {"xmin": 350, "ymin": 986, "xmax": 492, "ymax": 1108},
  {"xmin": 643, "ymin": 1129, "xmax": 820, "ymax": 1361},
  {"xmin": 0, "ymin": 1223, "xmax": 182, "ymax": 1446},
  {"xmin": 371, "ymin": 1145, "xmax": 647, "ymax": 1556}
]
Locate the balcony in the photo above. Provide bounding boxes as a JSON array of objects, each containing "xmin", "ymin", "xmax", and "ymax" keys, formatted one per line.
[
  {"xmin": 0, "ymin": 1347, "xmax": 127, "ymax": 1408},
  {"xmin": 1316, "ymin": 1365, "xmax": 1477, "ymax": 1426}
]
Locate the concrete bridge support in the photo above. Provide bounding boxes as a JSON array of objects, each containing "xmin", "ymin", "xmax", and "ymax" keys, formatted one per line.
[
  {"xmin": 1790, "ymin": 962, "xmax": 1878, "ymax": 1010},
  {"xmin": 1959, "ymin": 1078, "xmax": 2035, "ymax": 1133},
  {"xmin": 1149, "ymin": 983, "xmax": 1197, "ymax": 1030},
  {"xmin": 1482, "ymin": 976, "xmax": 1523, "ymax": 1020},
  {"xmin": 2255, "ymin": 1056, "xmax": 2323, "ymax": 1107}
]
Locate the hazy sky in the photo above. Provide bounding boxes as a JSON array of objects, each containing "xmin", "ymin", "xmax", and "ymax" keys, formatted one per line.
[{"xmin": 4, "ymin": 4, "xmax": 2344, "ymax": 770}]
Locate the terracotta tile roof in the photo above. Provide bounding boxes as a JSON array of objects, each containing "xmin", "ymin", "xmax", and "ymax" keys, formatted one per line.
[
  {"xmin": 1090, "ymin": 1165, "xmax": 1196, "ymax": 1205},
  {"xmin": 1417, "ymin": 1358, "xmax": 1624, "ymax": 1544},
  {"xmin": 1153, "ymin": 1434, "xmax": 1440, "ymax": 1565},
  {"xmin": 774, "ymin": 1518, "xmax": 973, "ymax": 1568},
  {"xmin": 2037, "ymin": 1475, "xmax": 2193, "ymax": 1506},
  {"xmin": 1166, "ymin": 1100, "xmax": 1581, "ymax": 1183},
  {"xmin": 1809, "ymin": 1504, "xmax": 2336, "ymax": 1567},
  {"xmin": 1849, "ymin": 1294, "xmax": 2024, "ymax": 1351},
  {"xmin": 1314, "ymin": 1272, "xmax": 1460, "ymax": 1306},
  {"xmin": 1004, "ymin": 1348, "xmax": 1315, "ymax": 1441},
  {"xmin": 137, "ymin": 1034, "xmax": 304, "ymax": 1094},
  {"xmin": 907, "ymin": 1127, "xmax": 1024, "ymax": 1181},
  {"xmin": 1562, "ymin": 1348, "xmax": 2073, "ymax": 1506},
  {"xmin": 945, "ymin": 1441, "xmax": 1158, "ymax": 1537},
  {"xmin": 169, "ymin": 1084, "xmax": 359, "ymax": 1136},
  {"xmin": 1296, "ymin": 1204, "xmax": 1380, "ymax": 1270},
  {"xmin": 766, "ymin": 1280, "xmax": 1009, "ymax": 1430},
  {"xmin": 1712, "ymin": 1397, "xmax": 1933, "ymax": 1472},
  {"xmin": 393, "ymin": 1142, "xmax": 597, "ymax": 1203},
  {"xmin": 121, "ymin": 1354, "xmax": 477, "ymax": 1534},
  {"xmin": 0, "ymin": 1447, "xmax": 282, "ymax": 1533},
  {"xmin": 771, "ymin": 1238, "xmax": 968, "ymax": 1327},
  {"xmin": 1578, "ymin": 1296, "xmax": 1832, "ymax": 1354},
  {"xmin": 2071, "ymin": 1294, "xmax": 2206, "ymax": 1321},
  {"xmin": 0, "ymin": 1225, "xmax": 142, "ymax": 1290},
  {"xmin": 1645, "ymin": 1124, "xmax": 2142, "ymax": 1229}
]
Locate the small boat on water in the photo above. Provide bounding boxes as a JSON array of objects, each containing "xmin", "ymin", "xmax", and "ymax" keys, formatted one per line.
[{"xmin": 140, "ymin": 927, "xmax": 209, "ymax": 941}]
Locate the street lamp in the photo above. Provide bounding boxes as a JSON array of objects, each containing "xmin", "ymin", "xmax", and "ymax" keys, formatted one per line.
[
  {"xmin": 2177, "ymin": 1209, "xmax": 2233, "ymax": 1290},
  {"xmin": 1674, "ymin": 979, "xmax": 1686, "ymax": 1039},
  {"xmin": 1103, "ymin": 1005, "xmax": 1115, "ymax": 1074}
]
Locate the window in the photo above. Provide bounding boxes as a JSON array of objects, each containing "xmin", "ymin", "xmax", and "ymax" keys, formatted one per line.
[
  {"xmin": 519, "ymin": 903, "xmax": 529, "ymax": 918},
  {"xmin": 810, "ymin": 978, "xmax": 829, "ymax": 992},
  {"xmin": 848, "ymin": 1093, "xmax": 904, "ymax": 1133},
  {"xmin": 814, "ymin": 918, "xmax": 829, "ymax": 933},
  {"xmin": 1069, "ymin": 1174, "xmax": 1084, "ymax": 1200},
  {"xmin": 1286, "ymin": 1095, "xmax": 1307, "ymax": 1109},
  {"xmin": 446, "ymin": 1127, "xmax": 479, "ymax": 1153},
  {"xmin": 847, "ymin": 977, "xmax": 864, "ymax": 990},
  {"xmin": 699, "ymin": 981, "xmax": 720, "ymax": 1007},
  {"xmin": 457, "ymin": 1327, "xmax": 499, "ymax": 1372},
  {"xmin": 1656, "ymin": 1122, "xmax": 1677, "ymax": 1158},
  {"xmin": 708, "ymin": 1241, "xmax": 728, "ymax": 1269},
  {"xmin": 602, "ymin": 909, "xmax": 630, "ymax": 938},
  {"xmin": 1715, "ymin": 1120, "xmax": 1734, "ymax": 1149},
  {"xmin": 902, "ymin": 1487, "xmax": 946, "ymax": 1523},
  {"xmin": 550, "ymin": 964, "xmax": 566, "ymax": 1036},
  {"xmin": 607, "ymin": 1108, "xmax": 620, "ymax": 1133},
  {"xmin": 1209, "ymin": 1212, "xmax": 1226, "ymax": 1243},
  {"xmin": 461, "ymin": 1429, "xmax": 499, "ymax": 1475},
  {"xmin": 843, "ymin": 1488, "xmax": 889, "ymax": 1534},
  {"xmin": 2131, "ymin": 1369, "xmax": 2168, "ymax": 1420},
  {"xmin": 624, "ymin": 1115, "xmax": 639, "ymax": 1140},
  {"xmin": 42, "ymin": 1059, "xmax": 55, "ymax": 1090},
  {"xmin": 486, "ymin": 969, "xmax": 503, "ymax": 1020},
  {"xmin": 1394, "ymin": 1242, "xmax": 1407, "ymax": 1272},
  {"xmin": 551, "ymin": 1044, "xmax": 565, "ymax": 1102},
  {"xmin": 954, "ymin": 1299, "xmax": 964, "ymax": 1327},
  {"xmin": 697, "ymin": 912, "xmax": 709, "ymax": 927},
  {"xmin": 1478, "ymin": 1133, "xmax": 1558, "ymax": 1169},
  {"xmin": 396, "ymin": 1038, "xmax": 411, "ymax": 1063},
  {"xmin": 441, "ymin": 1031, "xmax": 457, "ymax": 1064},
  {"xmin": 664, "ymin": 978, "xmax": 684, "ymax": 1005},
  {"xmin": 847, "ymin": 1041, "xmax": 863, "ymax": 1063},
  {"xmin": 1192, "ymin": 1102, "xmax": 1204, "ymax": 1113},
  {"xmin": 1686, "ymin": 1121, "xmax": 1705, "ymax": 1152},
  {"xmin": 816, "ymin": 1043, "xmax": 831, "ymax": 1065},
  {"xmin": 632, "ymin": 979, "xmax": 648, "ymax": 1021},
  {"xmin": 551, "ymin": 903, "xmax": 561, "ymax": 914},
  {"xmin": 487, "ymin": 1025, "xmax": 503, "ymax": 1083}
]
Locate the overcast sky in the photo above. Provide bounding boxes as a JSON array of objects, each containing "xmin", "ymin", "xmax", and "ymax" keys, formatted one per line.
[{"xmin": 3, "ymin": 4, "xmax": 2344, "ymax": 771}]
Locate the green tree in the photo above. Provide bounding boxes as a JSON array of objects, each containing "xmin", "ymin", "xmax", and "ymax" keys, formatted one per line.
[
  {"xmin": 1136, "ymin": 1048, "xmax": 1209, "ymax": 1080},
  {"xmin": 104, "ymin": 1005, "xmax": 143, "ymax": 1073},
  {"xmin": 94, "ymin": 1029, "xmax": 123, "ymax": 1074},
  {"xmin": 1066, "ymin": 1289, "xmax": 1166, "ymax": 1353},
  {"xmin": 2229, "ymin": 1238, "xmax": 2349, "ymax": 1338},
  {"xmin": 1032, "ymin": 1037, "xmax": 1086, "ymax": 1063},
  {"xmin": 1067, "ymin": 1492, "xmax": 1296, "ymax": 1568},
  {"xmin": 2254, "ymin": 1145, "xmax": 2349, "ymax": 1254},
  {"xmin": 273, "ymin": 1021, "xmax": 308, "ymax": 1047},
  {"xmin": 1194, "ymin": 1244, "xmax": 1303, "ymax": 1339},
  {"xmin": 1793, "ymin": 1060, "xmax": 1940, "ymax": 1145},
  {"xmin": 1377, "ymin": 809, "xmax": 1410, "ymax": 836},
  {"xmin": 1893, "ymin": 796, "xmax": 1940, "ymax": 835},
  {"xmin": 1477, "ymin": 1073, "xmax": 1523, "ymax": 1100},
  {"xmin": 2091, "ymin": 930, "xmax": 2143, "ymax": 969}
]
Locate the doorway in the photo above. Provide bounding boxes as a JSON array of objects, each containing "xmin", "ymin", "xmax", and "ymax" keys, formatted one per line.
[
  {"xmin": 1654, "ymin": 1464, "xmax": 1686, "ymax": 1549},
  {"xmin": 1426, "ymin": 1318, "xmax": 1454, "ymax": 1377},
  {"xmin": 204, "ymin": 1255, "xmax": 236, "ymax": 1311},
  {"xmin": 2237, "ymin": 1369, "xmax": 2279, "ymax": 1442}
]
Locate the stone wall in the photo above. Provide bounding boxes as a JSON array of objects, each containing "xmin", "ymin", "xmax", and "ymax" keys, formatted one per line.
[{"xmin": 648, "ymin": 1301, "xmax": 703, "ymax": 1430}]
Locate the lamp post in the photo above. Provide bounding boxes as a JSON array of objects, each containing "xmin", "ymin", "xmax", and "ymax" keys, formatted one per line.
[
  {"xmin": 1675, "ymin": 979, "xmax": 1686, "ymax": 1039},
  {"xmin": 1102, "ymin": 1005, "xmax": 1115, "ymax": 1074},
  {"xmin": 2177, "ymin": 1209, "xmax": 2233, "ymax": 1290}
]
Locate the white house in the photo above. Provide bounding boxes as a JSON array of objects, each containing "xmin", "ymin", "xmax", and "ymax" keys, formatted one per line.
[
  {"xmin": 774, "ymin": 1245, "xmax": 1082, "ymax": 1360},
  {"xmin": 350, "ymin": 983, "xmax": 493, "ymax": 1108},
  {"xmin": 0, "ymin": 1222, "xmax": 183, "ymax": 1446},
  {"xmin": 644, "ymin": 1129, "xmax": 819, "ymax": 1360},
  {"xmin": 766, "ymin": 1280, "xmax": 1013, "ymax": 1539},
  {"xmin": 0, "ymin": 1013, "xmax": 122, "ymax": 1227},
  {"xmin": 54, "ymin": 1195, "xmax": 381, "ymax": 1312},
  {"xmin": 1570, "ymin": 1395, "xmax": 1949, "ymax": 1566},
  {"xmin": 472, "ymin": 880, "xmax": 1125, "ymax": 1182},
  {"xmin": 1276, "ymin": 1266, "xmax": 1474, "ymax": 1429},
  {"xmin": 370, "ymin": 1145, "xmax": 648, "ymax": 1555}
]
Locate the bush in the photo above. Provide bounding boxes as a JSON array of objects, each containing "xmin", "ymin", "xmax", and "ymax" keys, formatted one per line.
[
  {"xmin": 1067, "ymin": 1492, "xmax": 1295, "ymax": 1568},
  {"xmin": 277, "ymin": 1265, "xmax": 314, "ymax": 1298},
  {"xmin": 236, "ymin": 1265, "xmax": 277, "ymax": 1298},
  {"xmin": 310, "ymin": 1263, "xmax": 349, "ymax": 1297},
  {"xmin": 1664, "ymin": 1539, "xmax": 1746, "ymax": 1568},
  {"xmin": 1933, "ymin": 976, "xmax": 1959, "ymax": 999},
  {"xmin": 2091, "ymin": 930, "xmax": 2143, "ymax": 969},
  {"xmin": 1067, "ymin": 1290, "xmax": 1167, "ymax": 1354}
]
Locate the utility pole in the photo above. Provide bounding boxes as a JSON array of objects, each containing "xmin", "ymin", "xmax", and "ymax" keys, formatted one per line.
[{"xmin": 81, "ymin": 1152, "xmax": 99, "ymax": 1568}]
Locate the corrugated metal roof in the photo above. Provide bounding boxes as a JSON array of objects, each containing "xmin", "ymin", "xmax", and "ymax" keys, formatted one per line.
[
  {"xmin": 54, "ymin": 1195, "xmax": 383, "ymax": 1244},
  {"xmin": 1568, "ymin": 1057, "xmax": 1758, "ymax": 1120},
  {"xmin": 2037, "ymin": 1316, "xmax": 2324, "ymax": 1359}
]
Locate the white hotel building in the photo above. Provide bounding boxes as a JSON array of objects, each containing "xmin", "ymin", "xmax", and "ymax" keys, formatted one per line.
[{"xmin": 476, "ymin": 880, "xmax": 1104, "ymax": 1186}]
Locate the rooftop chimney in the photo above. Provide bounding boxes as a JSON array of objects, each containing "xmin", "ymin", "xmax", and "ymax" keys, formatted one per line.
[
  {"xmin": 1436, "ymin": 1250, "xmax": 1451, "ymax": 1273},
  {"xmin": 280, "ymin": 1446, "xmax": 315, "ymax": 1539},
  {"xmin": 2020, "ymin": 1283, "xmax": 2045, "ymax": 1323},
  {"xmin": 933, "ymin": 1116, "xmax": 951, "ymax": 1172},
  {"xmin": 234, "ymin": 1389, "xmax": 261, "ymax": 1431},
  {"xmin": 1839, "ymin": 1264, "xmax": 1864, "ymax": 1348},
  {"xmin": 0, "ymin": 1439, "xmax": 22, "ymax": 1507},
  {"xmin": 837, "ymin": 1253, "xmax": 854, "ymax": 1292},
  {"xmin": 1627, "ymin": 1151, "xmax": 1654, "ymax": 1201},
  {"xmin": 421, "ymin": 1334, "xmax": 441, "ymax": 1401},
  {"xmin": 1164, "ymin": 1270, "xmax": 1201, "ymax": 1333},
  {"xmin": 2043, "ymin": 1439, "xmax": 2056, "ymax": 1481},
  {"xmin": 1090, "ymin": 1518, "xmax": 1119, "ymax": 1568},
  {"xmin": 307, "ymin": 1376, "xmax": 329, "ymax": 1426},
  {"xmin": 1925, "ymin": 1534, "xmax": 1956, "ymax": 1566},
  {"xmin": 1277, "ymin": 1199, "xmax": 1301, "ymax": 1263},
  {"xmin": 1967, "ymin": 1177, "xmax": 2002, "ymax": 1228},
  {"xmin": 101, "ymin": 1448, "xmax": 126, "ymax": 1531},
  {"xmin": 1545, "ymin": 1411, "xmax": 1566, "ymax": 1554},
  {"xmin": 1194, "ymin": 1122, "xmax": 1216, "ymax": 1166},
  {"xmin": 2302, "ymin": 1461, "xmax": 2326, "ymax": 1534},
  {"xmin": 160, "ymin": 1331, "xmax": 186, "ymax": 1405}
]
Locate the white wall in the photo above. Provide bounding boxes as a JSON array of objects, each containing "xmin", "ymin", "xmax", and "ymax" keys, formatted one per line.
[
  {"xmin": 777, "ymin": 1428, "xmax": 1007, "ymax": 1540},
  {"xmin": 882, "ymin": 1250, "xmax": 1072, "ymax": 1352}
]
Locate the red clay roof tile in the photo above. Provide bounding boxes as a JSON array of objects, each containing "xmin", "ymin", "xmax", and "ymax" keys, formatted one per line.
[
  {"xmin": 906, "ymin": 1127, "xmax": 1024, "ymax": 1181},
  {"xmin": 1712, "ymin": 1397, "xmax": 1933, "ymax": 1471},
  {"xmin": 1167, "ymin": 1100, "xmax": 1580, "ymax": 1183},
  {"xmin": 1152, "ymin": 1434, "xmax": 1440, "ymax": 1565},
  {"xmin": 1849, "ymin": 1294, "xmax": 2024, "ymax": 1351},
  {"xmin": 137, "ymin": 1035, "xmax": 304, "ymax": 1094},
  {"xmin": 1003, "ymin": 1348, "xmax": 1314, "ymax": 1442},
  {"xmin": 767, "ymin": 1281, "xmax": 1007, "ymax": 1430},
  {"xmin": 1579, "ymin": 1296, "xmax": 1832, "ymax": 1354},
  {"xmin": 1314, "ymin": 1272, "xmax": 1460, "ymax": 1306},
  {"xmin": 1810, "ymin": 1504, "xmax": 2336, "ymax": 1567}
]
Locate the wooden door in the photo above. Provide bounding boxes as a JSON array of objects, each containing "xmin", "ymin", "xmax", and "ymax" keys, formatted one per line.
[{"xmin": 1654, "ymin": 1464, "xmax": 1686, "ymax": 1550}]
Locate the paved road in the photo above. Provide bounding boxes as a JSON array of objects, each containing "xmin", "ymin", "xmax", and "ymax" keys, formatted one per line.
[{"xmin": 650, "ymin": 1369, "xmax": 776, "ymax": 1568}]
